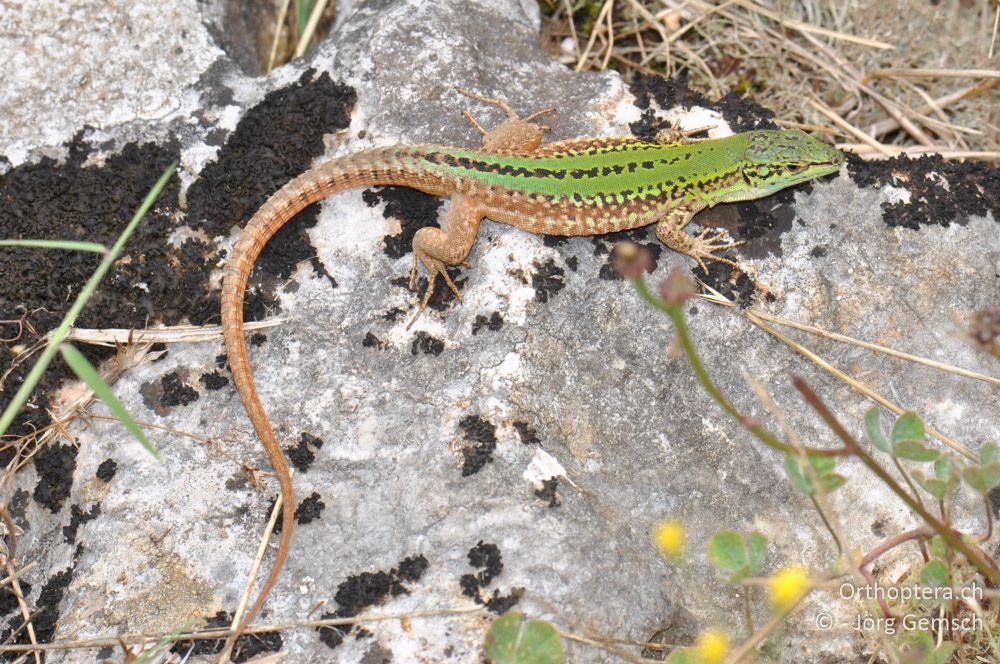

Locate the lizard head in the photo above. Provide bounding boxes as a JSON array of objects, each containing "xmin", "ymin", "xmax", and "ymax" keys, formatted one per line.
[{"xmin": 741, "ymin": 129, "xmax": 844, "ymax": 194}]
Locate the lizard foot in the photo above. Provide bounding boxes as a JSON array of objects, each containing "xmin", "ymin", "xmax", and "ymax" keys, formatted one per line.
[
  {"xmin": 687, "ymin": 228, "xmax": 744, "ymax": 273},
  {"xmin": 407, "ymin": 258, "xmax": 466, "ymax": 330},
  {"xmin": 655, "ymin": 124, "xmax": 716, "ymax": 146},
  {"xmin": 455, "ymin": 87, "xmax": 556, "ymax": 152}
]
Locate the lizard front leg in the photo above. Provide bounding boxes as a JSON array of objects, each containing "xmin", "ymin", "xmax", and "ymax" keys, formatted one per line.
[{"xmin": 655, "ymin": 206, "xmax": 743, "ymax": 272}]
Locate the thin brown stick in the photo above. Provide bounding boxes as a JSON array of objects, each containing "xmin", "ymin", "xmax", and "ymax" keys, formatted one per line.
[
  {"xmin": 0, "ymin": 606, "xmax": 486, "ymax": 653},
  {"xmin": 730, "ymin": 0, "xmax": 893, "ymax": 49},
  {"xmin": 5, "ymin": 562, "xmax": 40, "ymax": 664},
  {"xmin": 866, "ymin": 68, "xmax": 1000, "ymax": 80}
]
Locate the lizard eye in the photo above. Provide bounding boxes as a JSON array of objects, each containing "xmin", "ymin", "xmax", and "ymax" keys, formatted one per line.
[{"xmin": 786, "ymin": 164, "xmax": 806, "ymax": 174}]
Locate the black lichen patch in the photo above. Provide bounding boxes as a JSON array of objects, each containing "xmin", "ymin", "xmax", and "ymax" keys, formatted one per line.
[
  {"xmin": 232, "ymin": 630, "xmax": 283, "ymax": 663},
  {"xmin": 7, "ymin": 489, "xmax": 30, "ymax": 529},
  {"xmin": 362, "ymin": 331, "xmax": 389, "ymax": 349},
  {"xmin": 459, "ymin": 415, "xmax": 497, "ymax": 476},
  {"xmin": 96, "ymin": 459, "xmax": 117, "ymax": 482},
  {"xmin": 32, "ymin": 443, "xmax": 78, "ymax": 513},
  {"xmin": 712, "ymin": 89, "xmax": 780, "ymax": 132},
  {"xmin": 735, "ymin": 198, "xmax": 798, "ymax": 245},
  {"xmin": 410, "ymin": 331, "xmax": 444, "ymax": 356},
  {"xmin": 199, "ymin": 370, "xmax": 228, "ymax": 390},
  {"xmin": 287, "ymin": 432, "xmax": 324, "ymax": 473},
  {"xmin": 0, "ymin": 580, "xmax": 30, "ymax": 618},
  {"xmin": 629, "ymin": 74, "xmax": 711, "ymax": 140},
  {"xmin": 459, "ymin": 541, "xmax": 521, "ymax": 614},
  {"xmin": 171, "ymin": 610, "xmax": 282, "ymax": 660},
  {"xmin": 62, "ymin": 503, "xmax": 101, "ymax": 544},
  {"xmin": 160, "ymin": 371, "xmax": 199, "ymax": 408},
  {"xmin": 846, "ymin": 152, "xmax": 1000, "ymax": 229},
  {"xmin": 513, "ymin": 422, "xmax": 540, "ymax": 446},
  {"xmin": 0, "ymin": 137, "xmax": 180, "ymax": 458},
  {"xmin": 316, "ymin": 554, "xmax": 429, "ymax": 650},
  {"xmin": 0, "ymin": 568, "xmax": 71, "ymax": 653},
  {"xmin": 593, "ymin": 228, "xmax": 661, "ymax": 280},
  {"xmin": 381, "ymin": 306, "xmax": 407, "ymax": 323},
  {"xmin": 694, "ymin": 261, "xmax": 757, "ymax": 308},
  {"xmin": 363, "ymin": 186, "xmax": 443, "ymax": 259},
  {"xmin": 530, "ymin": 258, "xmax": 566, "ymax": 302},
  {"xmin": 535, "ymin": 477, "xmax": 561, "ymax": 507},
  {"xmin": 471, "ymin": 312, "xmax": 503, "ymax": 334},
  {"xmin": 629, "ymin": 73, "xmax": 777, "ymax": 136},
  {"xmin": 185, "ymin": 69, "xmax": 357, "ymax": 318},
  {"xmin": 294, "ymin": 492, "xmax": 325, "ymax": 525}
]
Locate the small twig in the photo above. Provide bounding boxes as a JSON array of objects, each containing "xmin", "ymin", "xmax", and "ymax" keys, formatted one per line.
[
  {"xmin": 868, "ymin": 80, "xmax": 998, "ymax": 138},
  {"xmin": 0, "ymin": 606, "xmax": 486, "ymax": 652},
  {"xmin": 266, "ymin": 0, "xmax": 293, "ymax": 72},
  {"xmin": 730, "ymin": 0, "xmax": 893, "ymax": 49},
  {"xmin": 738, "ymin": 309, "xmax": 975, "ymax": 460},
  {"xmin": 574, "ymin": 0, "xmax": 615, "ymax": 72},
  {"xmin": 866, "ymin": 68, "xmax": 1000, "ymax": 80},
  {"xmin": 5, "ymin": 561, "xmax": 40, "ymax": 664},
  {"xmin": 217, "ymin": 479, "xmax": 289, "ymax": 663},
  {"xmin": 293, "ymin": 0, "xmax": 329, "ymax": 59},
  {"xmin": 740, "ymin": 305, "xmax": 1000, "ymax": 387},
  {"xmin": 808, "ymin": 97, "xmax": 892, "ymax": 156},
  {"xmin": 0, "ymin": 562, "xmax": 36, "ymax": 589}
]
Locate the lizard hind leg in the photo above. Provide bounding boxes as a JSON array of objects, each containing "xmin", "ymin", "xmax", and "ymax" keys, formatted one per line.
[
  {"xmin": 407, "ymin": 194, "xmax": 483, "ymax": 329},
  {"xmin": 454, "ymin": 87, "xmax": 556, "ymax": 153}
]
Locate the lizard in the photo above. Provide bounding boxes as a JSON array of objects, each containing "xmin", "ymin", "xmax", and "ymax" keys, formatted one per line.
[{"xmin": 219, "ymin": 88, "xmax": 845, "ymax": 642}]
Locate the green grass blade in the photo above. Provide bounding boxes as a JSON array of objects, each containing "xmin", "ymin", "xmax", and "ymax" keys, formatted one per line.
[
  {"xmin": 295, "ymin": 0, "xmax": 314, "ymax": 35},
  {"xmin": 0, "ymin": 239, "xmax": 107, "ymax": 253},
  {"xmin": 59, "ymin": 343, "xmax": 159, "ymax": 459},
  {"xmin": 0, "ymin": 162, "xmax": 177, "ymax": 439},
  {"xmin": 131, "ymin": 617, "xmax": 202, "ymax": 663}
]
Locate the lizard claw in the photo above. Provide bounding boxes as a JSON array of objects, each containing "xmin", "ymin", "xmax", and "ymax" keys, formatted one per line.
[
  {"xmin": 406, "ymin": 264, "xmax": 463, "ymax": 330},
  {"xmin": 689, "ymin": 228, "xmax": 743, "ymax": 272}
]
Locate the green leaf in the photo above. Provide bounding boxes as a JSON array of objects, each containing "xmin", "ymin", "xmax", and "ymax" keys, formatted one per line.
[
  {"xmin": 819, "ymin": 473, "xmax": 846, "ymax": 493},
  {"xmin": 707, "ymin": 531, "xmax": 747, "ymax": 575},
  {"xmin": 929, "ymin": 535, "xmax": 947, "ymax": 560},
  {"xmin": 484, "ymin": 611, "xmax": 564, "ymax": 664},
  {"xmin": 962, "ymin": 464, "xmax": 1000, "ymax": 493},
  {"xmin": 892, "ymin": 439, "xmax": 939, "ymax": 462},
  {"xmin": 60, "ymin": 344, "xmax": 159, "ymax": 459},
  {"xmin": 919, "ymin": 477, "xmax": 951, "ymax": 499},
  {"xmin": 981, "ymin": 443, "xmax": 997, "ymax": 466},
  {"xmin": 0, "ymin": 239, "xmax": 107, "ymax": 252},
  {"xmin": 746, "ymin": 533, "xmax": 767, "ymax": 576},
  {"xmin": 808, "ymin": 454, "xmax": 835, "ymax": 475},
  {"xmin": 864, "ymin": 408, "xmax": 890, "ymax": 452},
  {"xmin": 933, "ymin": 456, "xmax": 952, "ymax": 481},
  {"xmin": 891, "ymin": 412, "xmax": 925, "ymax": 445},
  {"xmin": 784, "ymin": 456, "xmax": 811, "ymax": 494},
  {"xmin": 919, "ymin": 559, "xmax": 948, "ymax": 588},
  {"xmin": 664, "ymin": 650, "xmax": 697, "ymax": 664},
  {"xmin": 933, "ymin": 642, "xmax": 956, "ymax": 664}
]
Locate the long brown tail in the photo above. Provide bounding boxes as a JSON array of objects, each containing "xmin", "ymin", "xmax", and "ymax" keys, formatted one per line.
[{"xmin": 219, "ymin": 147, "xmax": 446, "ymax": 639}]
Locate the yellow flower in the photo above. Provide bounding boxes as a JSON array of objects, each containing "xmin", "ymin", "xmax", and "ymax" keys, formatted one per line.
[
  {"xmin": 652, "ymin": 519, "xmax": 685, "ymax": 558},
  {"xmin": 768, "ymin": 565, "xmax": 811, "ymax": 609},
  {"xmin": 694, "ymin": 627, "xmax": 730, "ymax": 664}
]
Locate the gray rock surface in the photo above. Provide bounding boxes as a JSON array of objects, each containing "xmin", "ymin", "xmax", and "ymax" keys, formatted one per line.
[{"xmin": 1, "ymin": 0, "xmax": 997, "ymax": 662}]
